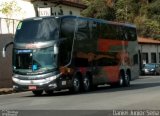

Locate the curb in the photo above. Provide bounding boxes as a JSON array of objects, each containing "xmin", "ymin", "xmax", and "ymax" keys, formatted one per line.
[{"xmin": 0, "ymin": 88, "xmax": 13, "ymax": 95}]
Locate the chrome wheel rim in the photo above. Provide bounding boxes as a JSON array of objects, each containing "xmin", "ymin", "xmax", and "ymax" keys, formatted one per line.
[
  {"xmin": 83, "ymin": 77, "xmax": 90, "ymax": 90},
  {"xmin": 73, "ymin": 78, "xmax": 80, "ymax": 91},
  {"xmin": 119, "ymin": 75, "xmax": 123, "ymax": 86}
]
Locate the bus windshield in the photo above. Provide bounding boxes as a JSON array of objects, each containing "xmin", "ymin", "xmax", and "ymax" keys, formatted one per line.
[
  {"xmin": 14, "ymin": 18, "xmax": 59, "ymax": 43},
  {"xmin": 13, "ymin": 46, "xmax": 57, "ymax": 74}
]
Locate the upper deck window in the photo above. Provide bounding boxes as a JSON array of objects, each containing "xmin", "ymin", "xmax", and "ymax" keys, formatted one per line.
[{"xmin": 14, "ymin": 18, "xmax": 59, "ymax": 43}]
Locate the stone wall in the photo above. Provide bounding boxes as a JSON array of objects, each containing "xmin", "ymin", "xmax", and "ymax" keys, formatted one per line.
[{"xmin": 0, "ymin": 34, "xmax": 13, "ymax": 88}]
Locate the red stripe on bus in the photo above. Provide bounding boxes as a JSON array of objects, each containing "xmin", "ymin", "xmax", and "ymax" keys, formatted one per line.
[
  {"xmin": 98, "ymin": 39, "xmax": 128, "ymax": 52},
  {"xmin": 103, "ymin": 66, "xmax": 120, "ymax": 82}
]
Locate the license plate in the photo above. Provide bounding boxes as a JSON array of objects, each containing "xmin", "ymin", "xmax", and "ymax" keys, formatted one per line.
[
  {"xmin": 28, "ymin": 86, "xmax": 37, "ymax": 90},
  {"xmin": 62, "ymin": 81, "xmax": 66, "ymax": 86}
]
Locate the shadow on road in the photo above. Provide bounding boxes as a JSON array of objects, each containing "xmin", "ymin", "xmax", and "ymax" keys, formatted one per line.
[{"xmin": 25, "ymin": 79, "xmax": 160, "ymax": 97}]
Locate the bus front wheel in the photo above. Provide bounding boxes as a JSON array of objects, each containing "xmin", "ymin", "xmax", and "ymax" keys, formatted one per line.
[
  {"xmin": 119, "ymin": 72, "xmax": 124, "ymax": 87},
  {"xmin": 70, "ymin": 76, "xmax": 81, "ymax": 93},
  {"xmin": 45, "ymin": 90, "xmax": 54, "ymax": 95}
]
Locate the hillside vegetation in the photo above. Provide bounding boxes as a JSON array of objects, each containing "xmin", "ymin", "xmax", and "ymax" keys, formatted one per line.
[{"xmin": 82, "ymin": 0, "xmax": 160, "ymax": 38}]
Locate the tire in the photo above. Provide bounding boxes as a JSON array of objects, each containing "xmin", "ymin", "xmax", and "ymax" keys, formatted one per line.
[
  {"xmin": 82, "ymin": 75, "xmax": 91, "ymax": 92},
  {"xmin": 92, "ymin": 85, "xmax": 98, "ymax": 90},
  {"xmin": 70, "ymin": 76, "xmax": 81, "ymax": 93},
  {"xmin": 154, "ymin": 71, "xmax": 158, "ymax": 75},
  {"xmin": 45, "ymin": 90, "xmax": 54, "ymax": 95},
  {"xmin": 124, "ymin": 72, "xmax": 130, "ymax": 87},
  {"xmin": 32, "ymin": 90, "xmax": 43, "ymax": 96},
  {"xmin": 156, "ymin": 72, "xmax": 160, "ymax": 75},
  {"xmin": 110, "ymin": 83, "xmax": 118, "ymax": 88},
  {"xmin": 119, "ymin": 72, "xmax": 125, "ymax": 87}
]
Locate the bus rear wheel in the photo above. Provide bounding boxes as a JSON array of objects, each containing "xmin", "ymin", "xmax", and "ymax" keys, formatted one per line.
[
  {"xmin": 32, "ymin": 90, "xmax": 43, "ymax": 96},
  {"xmin": 119, "ymin": 71, "xmax": 125, "ymax": 87},
  {"xmin": 82, "ymin": 75, "xmax": 91, "ymax": 92},
  {"xmin": 124, "ymin": 72, "xmax": 130, "ymax": 87},
  {"xmin": 118, "ymin": 71, "xmax": 130, "ymax": 87}
]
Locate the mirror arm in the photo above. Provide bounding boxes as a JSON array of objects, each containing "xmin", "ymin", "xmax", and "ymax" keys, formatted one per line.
[
  {"xmin": 2, "ymin": 42, "xmax": 14, "ymax": 58},
  {"xmin": 5, "ymin": 42, "xmax": 14, "ymax": 51}
]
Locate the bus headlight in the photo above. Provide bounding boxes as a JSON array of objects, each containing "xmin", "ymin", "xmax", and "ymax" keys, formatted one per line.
[{"xmin": 45, "ymin": 75, "xmax": 57, "ymax": 81}]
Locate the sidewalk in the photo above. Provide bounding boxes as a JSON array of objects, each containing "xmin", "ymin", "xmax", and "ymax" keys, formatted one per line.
[{"xmin": 0, "ymin": 88, "xmax": 13, "ymax": 95}]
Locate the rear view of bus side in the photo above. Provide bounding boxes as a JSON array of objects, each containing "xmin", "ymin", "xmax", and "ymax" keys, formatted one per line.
[
  {"xmin": 61, "ymin": 16, "xmax": 139, "ymax": 92},
  {"xmin": 3, "ymin": 16, "xmax": 139, "ymax": 95}
]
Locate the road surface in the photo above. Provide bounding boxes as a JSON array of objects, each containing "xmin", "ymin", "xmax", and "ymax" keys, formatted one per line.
[{"xmin": 1, "ymin": 76, "xmax": 160, "ymax": 116}]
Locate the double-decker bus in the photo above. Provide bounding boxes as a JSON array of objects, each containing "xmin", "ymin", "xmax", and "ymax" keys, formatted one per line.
[{"xmin": 2, "ymin": 16, "xmax": 139, "ymax": 95}]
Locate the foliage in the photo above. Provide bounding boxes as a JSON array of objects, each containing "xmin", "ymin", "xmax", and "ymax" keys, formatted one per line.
[
  {"xmin": 147, "ymin": 0, "xmax": 160, "ymax": 21},
  {"xmin": 82, "ymin": 0, "xmax": 93, "ymax": 5},
  {"xmin": 0, "ymin": 1, "xmax": 21, "ymax": 18},
  {"xmin": 81, "ymin": 0, "xmax": 116, "ymax": 20},
  {"xmin": 115, "ymin": 0, "xmax": 138, "ymax": 23},
  {"xmin": 81, "ymin": 0, "xmax": 160, "ymax": 38},
  {"xmin": 139, "ymin": 19, "xmax": 160, "ymax": 37},
  {"xmin": 0, "ymin": 0, "xmax": 21, "ymax": 33}
]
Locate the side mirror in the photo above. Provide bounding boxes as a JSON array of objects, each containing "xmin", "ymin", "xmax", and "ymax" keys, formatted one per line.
[
  {"xmin": 2, "ymin": 48, "xmax": 6, "ymax": 58},
  {"xmin": 54, "ymin": 44, "xmax": 58, "ymax": 54},
  {"xmin": 2, "ymin": 42, "xmax": 13, "ymax": 58}
]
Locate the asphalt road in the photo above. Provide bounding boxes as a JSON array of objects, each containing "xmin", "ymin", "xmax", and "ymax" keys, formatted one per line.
[{"xmin": 1, "ymin": 76, "xmax": 160, "ymax": 115}]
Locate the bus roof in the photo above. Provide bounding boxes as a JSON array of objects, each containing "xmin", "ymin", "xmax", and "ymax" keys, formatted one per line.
[
  {"xmin": 60, "ymin": 15, "xmax": 136, "ymax": 28},
  {"xmin": 22, "ymin": 15, "xmax": 136, "ymax": 28}
]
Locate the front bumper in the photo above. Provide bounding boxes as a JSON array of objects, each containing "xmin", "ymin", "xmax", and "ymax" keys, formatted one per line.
[
  {"xmin": 12, "ymin": 73, "xmax": 63, "ymax": 91},
  {"xmin": 13, "ymin": 74, "xmax": 59, "ymax": 86}
]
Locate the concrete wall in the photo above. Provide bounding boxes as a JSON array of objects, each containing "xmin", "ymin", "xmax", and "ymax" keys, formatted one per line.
[
  {"xmin": 52, "ymin": 4, "xmax": 81, "ymax": 16},
  {"xmin": 0, "ymin": 0, "xmax": 35, "ymax": 34},
  {"xmin": 0, "ymin": 34, "xmax": 13, "ymax": 88},
  {"xmin": 0, "ymin": 0, "xmax": 82, "ymax": 19},
  {"xmin": 0, "ymin": 18, "xmax": 20, "ymax": 34},
  {"xmin": 139, "ymin": 44, "xmax": 160, "ymax": 64},
  {"xmin": 33, "ymin": 1, "xmax": 82, "ymax": 17},
  {"xmin": 0, "ymin": 0, "xmax": 83, "ymax": 34},
  {"xmin": 0, "ymin": 0, "xmax": 36, "ymax": 19}
]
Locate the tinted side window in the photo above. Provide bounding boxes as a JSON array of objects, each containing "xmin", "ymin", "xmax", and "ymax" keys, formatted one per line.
[
  {"xmin": 76, "ymin": 18, "xmax": 90, "ymax": 40},
  {"xmin": 59, "ymin": 17, "xmax": 76, "ymax": 66},
  {"xmin": 90, "ymin": 21, "xmax": 100, "ymax": 40},
  {"xmin": 96, "ymin": 57, "xmax": 118, "ymax": 66},
  {"xmin": 75, "ymin": 18, "xmax": 98, "ymax": 52},
  {"xmin": 133, "ymin": 54, "xmax": 138, "ymax": 64},
  {"xmin": 60, "ymin": 17, "xmax": 75, "ymax": 39},
  {"xmin": 124, "ymin": 27, "xmax": 137, "ymax": 41},
  {"xmin": 100, "ymin": 23, "xmax": 119, "ymax": 40}
]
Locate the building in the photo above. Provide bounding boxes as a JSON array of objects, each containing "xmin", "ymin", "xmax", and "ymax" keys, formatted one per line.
[
  {"xmin": 31, "ymin": 0, "xmax": 86, "ymax": 17},
  {"xmin": 0, "ymin": 0, "xmax": 86, "ymax": 19},
  {"xmin": 0, "ymin": 0, "xmax": 86, "ymax": 34},
  {"xmin": 138, "ymin": 37, "xmax": 160, "ymax": 65}
]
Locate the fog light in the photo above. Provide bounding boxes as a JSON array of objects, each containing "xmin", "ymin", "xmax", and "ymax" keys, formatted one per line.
[{"xmin": 49, "ymin": 83, "xmax": 57, "ymax": 88}]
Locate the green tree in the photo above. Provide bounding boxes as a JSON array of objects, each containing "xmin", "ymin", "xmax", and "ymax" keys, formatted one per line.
[
  {"xmin": 140, "ymin": 19, "xmax": 160, "ymax": 37},
  {"xmin": 0, "ymin": 1, "xmax": 21, "ymax": 33},
  {"xmin": 115, "ymin": 0, "xmax": 140, "ymax": 23},
  {"xmin": 135, "ymin": 0, "xmax": 160, "ymax": 38},
  {"xmin": 82, "ymin": 0, "xmax": 93, "ymax": 5},
  {"xmin": 81, "ymin": 0, "xmax": 116, "ymax": 20},
  {"xmin": 147, "ymin": 0, "xmax": 160, "ymax": 21},
  {"xmin": 82, "ymin": 0, "xmax": 160, "ymax": 38}
]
